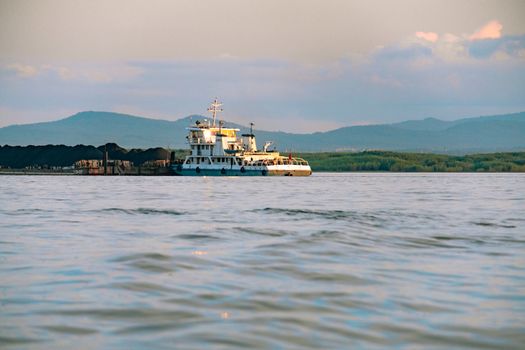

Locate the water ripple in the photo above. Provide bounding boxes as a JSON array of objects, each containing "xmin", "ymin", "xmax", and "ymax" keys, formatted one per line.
[
  {"xmin": 101, "ymin": 208, "xmax": 187, "ymax": 216},
  {"xmin": 1, "ymin": 173, "xmax": 524, "ymax": 349}
]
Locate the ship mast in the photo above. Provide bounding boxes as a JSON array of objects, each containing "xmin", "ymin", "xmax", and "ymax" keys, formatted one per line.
[{"xmin": 207, "ymin": 98, "xmax": 223, "ymax": 127}]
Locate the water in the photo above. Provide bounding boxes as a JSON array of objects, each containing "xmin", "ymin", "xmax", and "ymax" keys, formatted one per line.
[{"xmin": 1, "ymin": 173, "xmax": 524, "ymax": 349}]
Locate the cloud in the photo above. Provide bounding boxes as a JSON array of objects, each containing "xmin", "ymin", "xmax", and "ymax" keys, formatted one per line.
[
  {"xmin": 368, "ymin": 74, "xmax": 403, "ymax": 88},
  {"xmin": 6, "ymin": 63, "xmax": 39, "ymax": 78},
  {"xmin": 469, "ymin": 20, "xmax": 503, "ymax": 40},
  {"xmin": 415, "ymin": 32, "xmax": 439, "ymax": 43},
  {"xmin": 1, "ymin": 56, "xmax": 524, "ymax": 131},
  {"xmin": 468, "ymin": 35, "xmax": 525, "ymax": 59},
  {"xmin": 404, "ymin": 21, "xmax": 524, "ymax": 62},
  {"xmin": 52, "ymin": 64, "xmax": 142, "ymax": 83},
  {"xmin": 1, "ymin": 17, "xmax": 524, "ymax": 132},
  {"xmin": 372, "ymin": 44, "xmax": 432, "ymax": 62},
  {"xmin": 4, "ymin": 63, "xmax": 143, "ymax": 83},
  {"xmin": 56, "ymin": 67, "xmax": 75, "ymax": 80}
]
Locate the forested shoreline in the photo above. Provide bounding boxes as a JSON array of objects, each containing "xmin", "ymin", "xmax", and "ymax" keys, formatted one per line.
[
  {"xmin": 297, "ymin": 151, "xmax": 525, "ymax": 172},
  {"xmin": 1, "ymin": 144, "xmax": 524, "ymax": 172}
]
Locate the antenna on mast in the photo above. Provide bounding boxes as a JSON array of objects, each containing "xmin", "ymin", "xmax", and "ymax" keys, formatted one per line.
[{"xmin": 207, "ymin": 98, "xmax": 223, "ymax": 127}]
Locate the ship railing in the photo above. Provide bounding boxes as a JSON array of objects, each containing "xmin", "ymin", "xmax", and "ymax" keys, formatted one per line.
[{"xmin": 243, "ymin": 158, "xmax": 309, "ymax": 167}]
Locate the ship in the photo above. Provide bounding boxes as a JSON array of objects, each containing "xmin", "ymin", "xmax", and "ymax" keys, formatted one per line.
[{"xmin": 172, "ymin": 99, "xmax": 312, "ymax": 176}]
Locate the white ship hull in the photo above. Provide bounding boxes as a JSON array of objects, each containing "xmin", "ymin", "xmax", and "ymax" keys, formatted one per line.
[{"xmin": 172, "ymin": 163, "xmax": 312, "ymax": 176}]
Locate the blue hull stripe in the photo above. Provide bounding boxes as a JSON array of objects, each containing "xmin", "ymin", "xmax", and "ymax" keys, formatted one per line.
[{"xmin": 172, "ymin": 168, "xmax": 268, "ymax": 176}]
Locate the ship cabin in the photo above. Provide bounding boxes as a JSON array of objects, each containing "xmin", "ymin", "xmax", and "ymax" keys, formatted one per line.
[{"xmin": 185, "ymin": 120, "xmax": 243, "ymax": 167}]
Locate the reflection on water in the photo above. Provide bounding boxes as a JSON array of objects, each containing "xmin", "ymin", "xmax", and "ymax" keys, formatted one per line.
[{"xmin": 1, "ymin": 174, "xmax": 524, "ymax": 349}]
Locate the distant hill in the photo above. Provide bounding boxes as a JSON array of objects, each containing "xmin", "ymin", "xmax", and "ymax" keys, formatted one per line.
[
  {"xmin": 390, "ymin": 117, "xmax": 456, "ymax": 131},
  {"xmin": 0, "ymin": 111, "xmax": 190, "ymax": 149},
  {"xmin": 1, "ymin": 110, "xmax": 524, "ymax": 153}
]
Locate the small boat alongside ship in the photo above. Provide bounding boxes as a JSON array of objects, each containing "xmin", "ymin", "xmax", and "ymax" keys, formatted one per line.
[{"xmin": 172, "ymin": 99, "xmax": 312, "ymax": 176}]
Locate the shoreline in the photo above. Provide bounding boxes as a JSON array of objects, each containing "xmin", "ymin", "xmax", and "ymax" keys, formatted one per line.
[
  {"xmin": 0, "ymin": 169, "xmax": 75, "ymax": 175},
  {"xmin": 2, "ymin": 147, "xmax": 524, "ymax": 174},
  {"xmin": 1, "ymin": 169, "xmax": 524, "ymax": 175}
]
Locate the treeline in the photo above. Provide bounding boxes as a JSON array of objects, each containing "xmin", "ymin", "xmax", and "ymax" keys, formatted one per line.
[
  {"xmin": 0, "ymin": 143, "xmax": 173, "ymax": 168},
  {"xmin": 2, "ymin": 144, "xmax": 524, "ymax": 172},
  {"xmin": 297, "ymin": 151, "xmax": 525, "ymax": 172}
]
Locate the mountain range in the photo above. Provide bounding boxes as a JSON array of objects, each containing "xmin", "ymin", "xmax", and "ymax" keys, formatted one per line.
[{"xmin": 1, "ymin": 111, "xmax": 524, "ymax": 153}]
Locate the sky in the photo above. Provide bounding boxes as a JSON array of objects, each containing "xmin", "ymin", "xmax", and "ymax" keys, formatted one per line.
[{"xmin": 1, "ymin": 0, "xmax": 525, "ymax": 132}]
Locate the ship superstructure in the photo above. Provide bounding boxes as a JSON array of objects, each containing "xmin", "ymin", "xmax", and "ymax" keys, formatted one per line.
[{"xmin": 172, "ymin": 99, "xmax": 312, "ymax": 176}]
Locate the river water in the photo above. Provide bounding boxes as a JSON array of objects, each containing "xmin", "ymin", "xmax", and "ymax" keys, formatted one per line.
[{"xmin": 1, "ymin": 173, "xmax": 524, "ymax": 349}]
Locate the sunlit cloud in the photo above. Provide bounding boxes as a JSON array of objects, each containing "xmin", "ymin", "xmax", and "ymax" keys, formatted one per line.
[
  {"xmin": 415, "ymin": 32, "xmax": 439, "ymax": 43},
  {"xmin": 469, "ymin": 20, "xmax": 503, "ymax": 40},
  {"xmin": 408, "ymin": 21, "xmax": 523, "ymax": 62},
  {"xmin": 55, "ymin": 67, "xmax": 75, "ymax": 80},
  {"xmin": 6, "ymin": 63, "xmax": 39, "ymax": 78}
]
